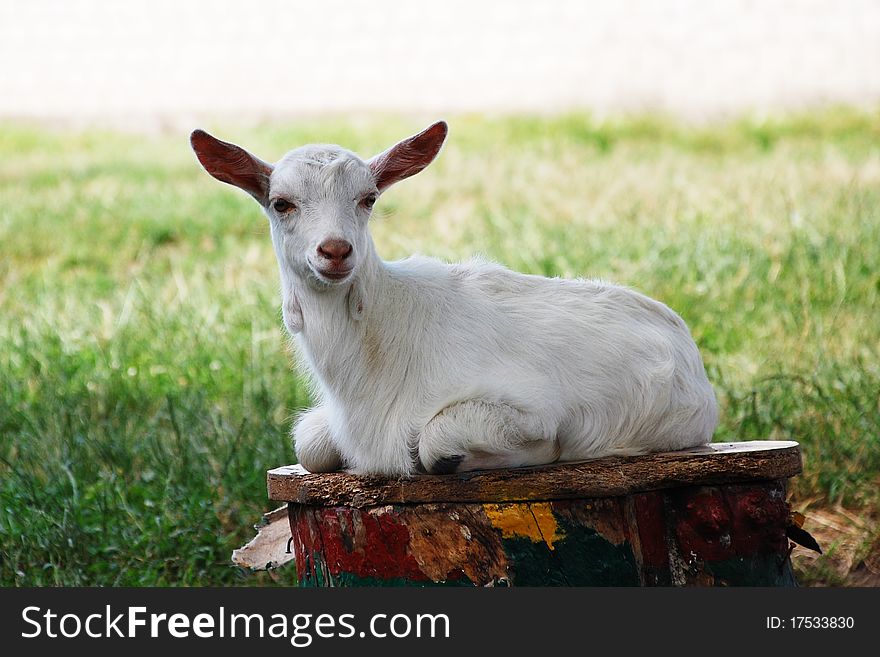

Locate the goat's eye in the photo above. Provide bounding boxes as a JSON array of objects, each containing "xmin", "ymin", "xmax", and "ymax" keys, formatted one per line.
[
  {"xmin": 272, "ymin": 198, "xmax": 295, "ymax": 213},
  {"xmin": 360, "ymin": 193, "xmax": 377, "ymax": 210}
]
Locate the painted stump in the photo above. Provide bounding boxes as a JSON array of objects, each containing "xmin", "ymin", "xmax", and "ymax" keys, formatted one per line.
[{"xmin": 267, "ymin": 441, "xmax": 803, "ymax": 586}]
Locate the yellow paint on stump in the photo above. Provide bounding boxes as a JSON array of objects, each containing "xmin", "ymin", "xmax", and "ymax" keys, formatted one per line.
[{"xmin": 483, "ymin": 502, "xmax": 565, "ymax": 549}]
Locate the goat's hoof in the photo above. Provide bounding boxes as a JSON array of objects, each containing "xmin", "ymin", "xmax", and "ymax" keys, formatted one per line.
[{"xmin": 427, "ymin": 454, "xmax": 464, "ymax": 475}]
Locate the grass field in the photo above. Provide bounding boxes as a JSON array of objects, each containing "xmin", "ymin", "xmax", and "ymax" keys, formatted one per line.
[{"xmin": 1, "ymin": 109, "xmax": 878, "ymax": 586}]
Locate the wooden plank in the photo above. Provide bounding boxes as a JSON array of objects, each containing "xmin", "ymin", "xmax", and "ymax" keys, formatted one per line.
[{"xmin": 268, "ymin": 440, "xmax": 802, "ymax": 506}]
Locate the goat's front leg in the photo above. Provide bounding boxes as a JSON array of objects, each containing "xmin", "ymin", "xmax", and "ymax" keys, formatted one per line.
[
  {"xmin": 417, "ymin": 400, "xmax": 560, "ymax": 474},
  {"xmin": 292, "ymin": 407, "xmax": 343, "ymax": 472}
]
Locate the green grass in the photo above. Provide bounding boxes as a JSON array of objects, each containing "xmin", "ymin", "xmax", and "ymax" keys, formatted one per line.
[{"xmin": 1, "ymin": 108, "xmax": 879, "ymax": 585}]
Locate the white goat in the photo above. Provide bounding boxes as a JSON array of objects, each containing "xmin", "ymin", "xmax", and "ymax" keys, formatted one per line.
[{"xmin": 191, "ymin": 122, "xmax": 718, "ymax": 476}]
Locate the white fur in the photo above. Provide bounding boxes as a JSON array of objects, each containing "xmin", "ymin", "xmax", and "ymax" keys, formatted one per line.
[{"xmin": 194, "ymin": 127, "xmax": 719, "ymax": 476}]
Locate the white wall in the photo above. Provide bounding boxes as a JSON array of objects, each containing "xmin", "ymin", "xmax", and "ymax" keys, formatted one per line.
[{"xmin": 1, "ymin": 0, "xmax": 878, "ymax": 119}]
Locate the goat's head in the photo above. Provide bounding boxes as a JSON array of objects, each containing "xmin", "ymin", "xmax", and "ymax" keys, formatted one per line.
[{"xmin": 190, "ymin": 122, "xmax": 448, "ymax": 292}]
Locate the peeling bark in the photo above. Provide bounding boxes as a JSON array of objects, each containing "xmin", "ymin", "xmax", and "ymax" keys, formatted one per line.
[{"xmin": 231, "ymin": 505, "xmax": 295, "ymax": 572}]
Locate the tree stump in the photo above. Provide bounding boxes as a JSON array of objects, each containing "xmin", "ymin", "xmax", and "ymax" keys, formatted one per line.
[{"xmin": 267, "ymin": 441, "xmax": 802, "ymax": 586}]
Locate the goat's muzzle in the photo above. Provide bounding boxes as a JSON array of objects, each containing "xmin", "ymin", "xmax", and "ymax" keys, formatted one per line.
[
  {"xmin": 313, "ymin": 239, "xmax": 354, "ymax": 281},
  {"xmin": 317, "ymin": 239, "xmax": 353, "ymax": 263}
]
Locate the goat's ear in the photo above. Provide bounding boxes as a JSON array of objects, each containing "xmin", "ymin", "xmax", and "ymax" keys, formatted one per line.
[
  {"xmin": 368, "ymin": 121, "xmax": 447, "ymax": 193},
  {"xmin": 190, "ymin": 129, "xmax": 273, "ymax": 206}
]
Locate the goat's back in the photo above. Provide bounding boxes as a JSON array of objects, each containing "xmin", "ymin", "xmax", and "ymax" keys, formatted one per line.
[{"xmin": 387, "ymin": 256, "xmax": 718, "ymax": 457}]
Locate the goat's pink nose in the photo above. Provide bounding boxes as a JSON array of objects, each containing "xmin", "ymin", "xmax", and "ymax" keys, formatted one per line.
[{"xmin": 317, "ymin": 239, "xmax": 353, "ymax": 262}]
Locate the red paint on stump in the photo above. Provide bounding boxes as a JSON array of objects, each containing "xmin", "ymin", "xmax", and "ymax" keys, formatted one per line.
[
  {"xmin": 632, "ymin": 492, "xmax": 669, "ymax": 571},
  {"xmin": 315, "ymin": 507, "xmax": 428, "ymax": 582}
]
